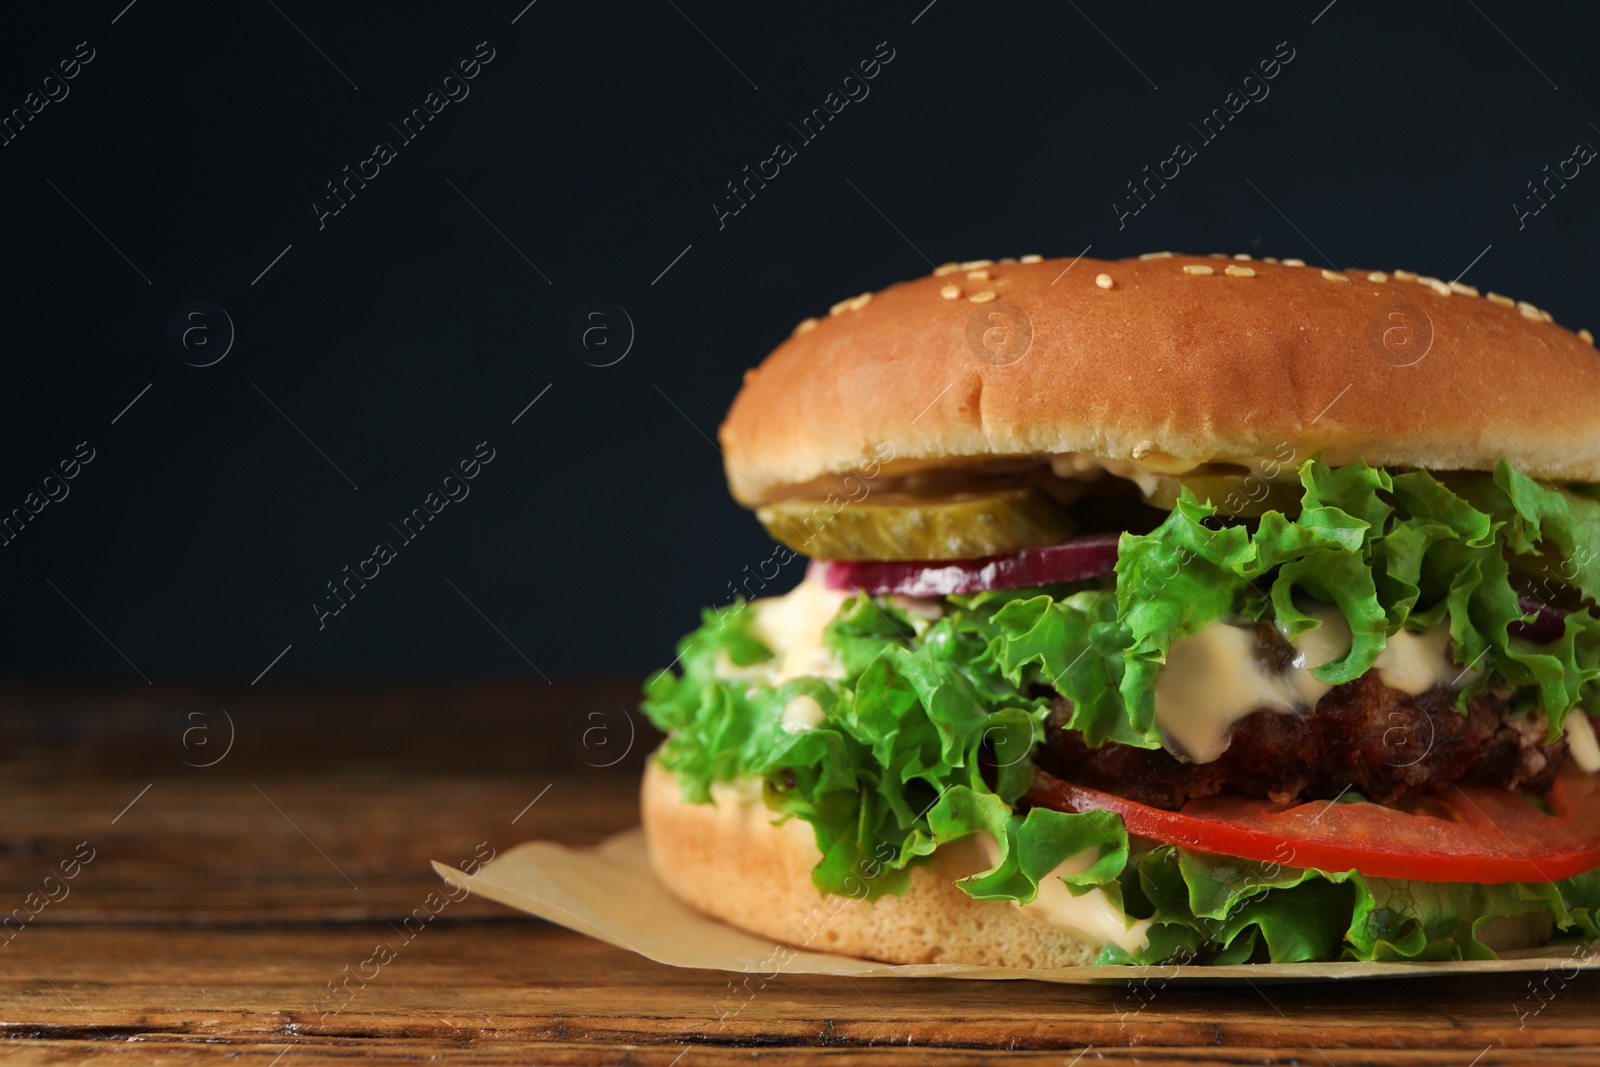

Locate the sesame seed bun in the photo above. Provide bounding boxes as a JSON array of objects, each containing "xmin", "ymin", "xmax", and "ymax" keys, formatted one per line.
[
  {"xmin": 642, "ymin": 758, "xmax": 1099, "ymax": 968},
  {"xmin": 719, "ymin": 253, "xmax": 1600, "ymax": 506}
]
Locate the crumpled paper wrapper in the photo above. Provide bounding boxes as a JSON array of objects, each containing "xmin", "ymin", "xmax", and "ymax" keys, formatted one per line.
[{"xmin": 433, "ymin": 829, "xmax": 1600, "ymax": 985}]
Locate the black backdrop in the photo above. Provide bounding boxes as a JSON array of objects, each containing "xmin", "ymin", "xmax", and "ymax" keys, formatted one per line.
[{"xmin": 3, "ymin": 0, "xmax": 1597, "ymax": 685}]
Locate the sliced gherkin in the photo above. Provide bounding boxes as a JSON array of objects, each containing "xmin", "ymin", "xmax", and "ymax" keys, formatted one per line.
[
  {"xmin": 1146, "ymin": 473, "xmax": 1303, "ymax": 517},
  {"xmin": 758, "ymin": 487, "xmax": 1075, "ymax": 561}
]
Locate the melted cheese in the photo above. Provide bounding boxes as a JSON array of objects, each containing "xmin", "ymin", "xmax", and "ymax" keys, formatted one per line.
[
  {"xmin": 1155, "ymin": 610, "xmax": 1467, "ymax": 764},
  {"xmin": 977, "ymin": 836, "xmax": 1150, "ymax": 953},
  {"xmin": 1566, "ymin": 710, "xmax": 1600, "ymax": 774}
]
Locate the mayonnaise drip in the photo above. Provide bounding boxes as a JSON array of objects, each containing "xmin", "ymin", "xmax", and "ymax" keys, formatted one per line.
[
  {"xmin": 976, "ymin": 836, "xmax": 1150, "ymax": 953},
  {"xmin": 713, "ymin": 576, "xmax": 850, "ymax": 686},
  {"xmin": 1154, "ymin": 608, "xmax": 1469, "ymax": 764}
]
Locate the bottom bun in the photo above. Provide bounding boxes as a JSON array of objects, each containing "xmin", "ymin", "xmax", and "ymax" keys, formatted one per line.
[
  {"xmin": 643, "ymin": 759, "xmax": 1558, "ymax": 965},
  {"xmin": 641, "ymin": 758, "xmax": 1099, "ymax": 967}
]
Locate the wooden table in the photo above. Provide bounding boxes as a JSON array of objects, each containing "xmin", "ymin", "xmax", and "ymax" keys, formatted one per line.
[{"xmin": 3, "ymin": 683, "xmax": 1596, "ymax": 1064}]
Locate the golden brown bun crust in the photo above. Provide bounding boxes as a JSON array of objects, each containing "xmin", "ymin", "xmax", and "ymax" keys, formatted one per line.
[
  {"xmin": 720, "ymin": 254, "xmax": 1600, "ymax": 505},
  {"xmin": 641, "ymin": 759, "xmax": 1097, "ymax": 968}
]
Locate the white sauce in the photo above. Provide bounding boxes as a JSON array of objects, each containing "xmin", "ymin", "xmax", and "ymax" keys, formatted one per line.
[
  {"xmin": 889, "ymin": 594, "xmax": 944, "ymax": 621},
  {"xmin": 1155, "ymin": 610, "xmax": 1468, "ymax": 764},
  {"xmin": 750, "ymin": 578, "xmax": 850, "ymax": 685},
  {"xmin": 706, "ymin": 777, "xmax": 767, "ymax": 833},
  {"xmin": 710, "ymin": 651, "xmax": 771, "ymax": 684},
  {"xmin": 1286, "ymin": 606, "xmax": 1350, "ymax": 708},
  {"xmin": 977, "ymin": 836, "xmax": 1150, "ymax": 953},
  {"xmin": 1566, "ymin": 710, "xmax": 1600, "ymax": 774},
  {"xmin": 714, "ymin": 577, "xmax": 850, "ymax": 686},
  {"xmin": 780, "ymin": 694, "xmax": 826, "ymax": 733},
  {"xmin": 1048, "ymin": 452, "xmax": 1202, "ymax": 495},
  {"xmin": 1155, "ymin": 623, "xmax": 1298, "ymax": 763},
  {"xmin": 1374, "ymin": 625, "xmax": 1463, "ymax": 694}
]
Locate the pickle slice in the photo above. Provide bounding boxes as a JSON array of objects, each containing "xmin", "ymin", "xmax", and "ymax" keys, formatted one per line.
[
  {"xmin": 758, "ymin": 487, "xmax": 1075, "ymax": 561},
  {"xmin": 1146, "ymin": 473, "xmax": 1303, "ymax": 517}
]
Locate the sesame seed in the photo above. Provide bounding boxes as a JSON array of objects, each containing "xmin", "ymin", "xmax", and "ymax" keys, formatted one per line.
[
  {"xmin": 794, "ymin": 317, "xmax": 819, "ymax": 334},
  {"xmin": 1518, "ymin": 301, "xmax": 1543, "ymax": 320},
  {"xmin": 1448, "ymin": 281, "xmax": 1478, "ymax": 296},
  {"xmin": 1225, "ymin": 265, "xmax": 1255, "ymax": 277},
  {"xmin": 934, "ymin": 262, "xmax": 960, "ymax": 276},
  {"xmin": 1139, "ymin": 251, "xmax": 1174, "ymax": 259},
  {"xmin": 1393, "ymin": 269, "xmax": 1418, "ymax": 282},
  {"xmin": 1262, "ymin": 256, "xmax": 1280, "ymax": 263},
  {"xmin": 1283, "ymin": 258, "xmax": 1306, "ymax": 267},
  {"xmin": 847, "ymin": 292, "xmax": 873, "ymax": 311},
  {"xmin": 829, "ymin": 299, "xmax": 851, "ymax": 316},
  {"xmin": 1417, "ymin": 276, "xmax": 1449, "ymax": 295},
  {"xmin": 1321, "ymin": 269, "xmax": 1348, "ymax": 282},
  {"xmin": 1542, "ymin": 308, "xmax": 1555, "ymax": 323},
  {"xmin": 940, "ymin": 284, "xmax": 962, "ymax": 300},
  {"xmin": 998, "ymin": 257, "xmax": 1018, "ymax": 265},
  {"xmin": 967, "ymin": 268, "xmax": 991, "ymax": 281},
  {"xmin": 1095, "ymin": 273, "xmax": 1114, "ymax": 289},
  {"xmin": 1209, "ymin": 252, "xmax": 1229, "ymax": 259},
  {"xmin": 1367, "ymin": 271, "xmax": 1388, "ymax": 283},
  {"xmin": 959, "ymin": 259, "xmax": 994, "ymax": 271},
  {"xmin": 1019, "ymin": 254, "xmax": 1043, "ymax": 264},
  {"xmin": 1234, "ymin": 253, "xmax": 1254, "ymax": 261},
  {"xmin": 1183, "ymin": 264, "xmax": 1215, "ymax": 276},
  {"xmin": 969, "ymin": 290, "xmax": 997, "ymax": 303},
  {"xmin": 1581, "ymin": 329, "xmax": 1595, "ymax": 345},
  {"xmin": 1487, "ymin": 292, "xmax": 1515, "ymax": 307}
]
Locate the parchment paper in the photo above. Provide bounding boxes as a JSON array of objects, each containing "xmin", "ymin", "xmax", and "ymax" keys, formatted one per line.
[{"xmin": 433, "ymin": 829, "xmax": 1600, "ymax": 985}]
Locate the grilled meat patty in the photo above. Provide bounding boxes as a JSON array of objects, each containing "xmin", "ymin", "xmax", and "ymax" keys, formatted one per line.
[{"xmin": 1037, "ymin": 671, "xmax": 1568, "ymax": 811}]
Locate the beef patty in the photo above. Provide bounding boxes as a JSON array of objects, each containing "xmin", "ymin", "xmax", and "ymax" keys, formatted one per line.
[{"xmin": 1036, "ymin": 671, "xmax": 1568, "ymax": 810}]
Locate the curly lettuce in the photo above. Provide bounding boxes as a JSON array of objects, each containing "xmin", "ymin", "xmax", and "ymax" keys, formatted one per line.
[
  {"xmin": 642, "ymin": 458, "xmax": 1600, "ymax": 963},
  {"xmin": 1102, "ymin": 848, "xmax": 1600, "ymax": 965}
]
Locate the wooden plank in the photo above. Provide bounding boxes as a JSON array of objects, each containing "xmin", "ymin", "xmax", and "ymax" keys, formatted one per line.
[
  {"xmin": 0, "ymin": 773, "xmax": 639, "ymax": 922},
  {"xmin": 3, "ymin": 925, "xmax": 1594, "ymax": 1063},
  {"xmin": 3, "ymin": 684, "xmax": 1598, "ymax": 1062},
  {"xmin": 5, "ymin": 1042, "xmax": 1588, "ymax": 1066}
]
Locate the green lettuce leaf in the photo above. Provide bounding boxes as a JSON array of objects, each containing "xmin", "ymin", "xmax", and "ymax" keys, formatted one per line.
[
  {"xmin": 642, "ymin": 456, "xmax": 1600, "ymax": 963},
  {"xmin": 644, "ymin": 592, "xmax": 1055, "ymax": 899},
  {"xmin": 1100, "ymin": 845, "xmax": 1600, "ymax": 965}
]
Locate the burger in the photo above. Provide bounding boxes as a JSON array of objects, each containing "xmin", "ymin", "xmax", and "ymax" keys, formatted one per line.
[{"xmin": 640, "ymin": 252, "xmax": 1600, "ymax": 967}]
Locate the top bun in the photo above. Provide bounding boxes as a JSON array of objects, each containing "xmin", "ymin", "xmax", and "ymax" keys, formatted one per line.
[{"xmin": 718, "ymin": 253, "xmax": 1600, "ymax": 506}]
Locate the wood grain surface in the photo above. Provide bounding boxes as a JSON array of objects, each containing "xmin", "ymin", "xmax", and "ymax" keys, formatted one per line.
[{"xmin": 2, "ymin": 684, "xmax": 1596, "ymax": 1064}]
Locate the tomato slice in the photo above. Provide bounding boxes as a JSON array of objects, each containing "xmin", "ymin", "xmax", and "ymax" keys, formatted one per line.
[{"xmin": 1026, "ymin": 763, "xmax": 1600, "ymax": 883}]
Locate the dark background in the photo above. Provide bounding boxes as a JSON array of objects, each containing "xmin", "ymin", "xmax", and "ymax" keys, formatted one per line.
[{"xmin": 2, "ymin": 0, "xmax": 1597, "ymax": 686}]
